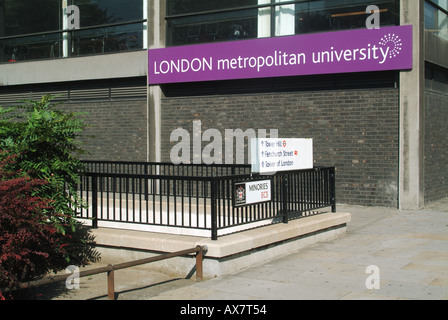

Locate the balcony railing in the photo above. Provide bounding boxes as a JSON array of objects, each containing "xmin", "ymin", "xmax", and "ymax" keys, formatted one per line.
[{"xmin": 0, "ymin": 20, "xmax": 147, "ymax": 64}]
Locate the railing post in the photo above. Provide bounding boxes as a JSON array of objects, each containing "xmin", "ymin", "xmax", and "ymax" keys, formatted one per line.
[
  {"xmin": 211, "ymin": 181, "xmax": 218, "ymax": 241},
  {"xmin": 107, "ymin": 265, "xmax": 115, "ymax": 300},
  {"xmin": 92, "ymin": 174, "xmax": 98, "ymax": 229},
  {"xmin": 330, "ymin": 168, "xmax": 336, "ymax": 213},
  {"xmin": 144, "ymin": 162, "xmax": 149, "ymax": 201},
  {"xmin": 195, "ymin": 246, "xmax": 204, "ymax": 282},
  {"xmin": 282, "ymin": 176, "xmax": 289, "ymax": 224}
]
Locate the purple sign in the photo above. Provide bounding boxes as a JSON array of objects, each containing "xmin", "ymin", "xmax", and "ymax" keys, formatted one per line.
[{"xmin": 148, "ymin": 25, "xmax": 413, "ymax": 85}]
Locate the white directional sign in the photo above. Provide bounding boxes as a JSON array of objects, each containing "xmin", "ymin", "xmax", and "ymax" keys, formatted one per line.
[{"xmin": 251, "ymin": 138, "xmax": 313, "ymax": 174}]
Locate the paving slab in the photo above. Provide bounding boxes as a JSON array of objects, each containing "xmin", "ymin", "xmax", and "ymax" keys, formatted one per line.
[
  {"xmin": 22, "ymin": 199, "xmax": 448, "ymax": 301},
  {"xmin": 148, "ymin": 201, "xmax": 448, "ymax": 301}
]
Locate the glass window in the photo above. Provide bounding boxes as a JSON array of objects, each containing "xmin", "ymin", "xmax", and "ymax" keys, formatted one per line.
[
  {"xmin": 2, "ymin": 0, "xmax": 60, "ymax": 37},
  {"xmin": 74, "ymin": 0, "xmax": 143, "ymax": 27},
  {"xmin": 71, "ymin": 22, "xmax": 145, "ymax": 56},
  {"xmin": 426, "ymin": 63, "xmax": 448, "ymax": 93},
  {"xmin": 275, "ymin": 0, "xmax": 296, "ymax": 36},
  {"xmin": 167, "ymin": 0, "xmax": 259, "ymax": 46},
  {"xmin": 295, "ymin": 0, "xmax": 399, "ymax": 35},
  {"xmin": 425, "ymin": 0, "xmax": 448, "ymax": 41},
  {"xmin": 0, "ymin": 0, "xmax": 147, "ymax": 64},
  {"xmin": 0, "ymin": 0, "xmax": 62, "ymax": 63},
  {"xmin": 166, "ymin": 0, "xmax": 400, "ymax": 46},
  {"xmin": 430, "ymin": 0, "xmax": 448, "ymax": 11},
  {"xmin": 168, "ymin": 8, "xmax": 259, "ymax": 45},
  {"xmin": 168, "ymin": 0, "xmax": 256, "ymax": 16},
  {"xmin": 70, "ymin": 0, "xmax": 146, "ymax": 57},
  {"xmin": 2, "ymin": 33, "xmax": 62, "ymax": 63}
]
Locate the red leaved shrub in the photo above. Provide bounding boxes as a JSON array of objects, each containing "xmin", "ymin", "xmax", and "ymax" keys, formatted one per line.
[{"xmin": 0, "ymin": 154, "xmax": 71, "ymax": 299}]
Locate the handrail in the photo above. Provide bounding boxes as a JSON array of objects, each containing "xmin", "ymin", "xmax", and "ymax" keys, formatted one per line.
[
  {"xmin": 5, "ymin": 245, "xmax": 208, "ymax": 300},
  {"xmin": 0, "ymin": 19, "xmax": 148, "ymax": 41},
  {"xmin": 78, "ymin": 164, "xmax": 336, "ymax": 239}
]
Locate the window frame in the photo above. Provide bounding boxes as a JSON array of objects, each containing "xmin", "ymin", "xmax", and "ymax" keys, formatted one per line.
[
  {"xmin": 165, "ymin": 0, "xmax": 401, "ymax": 46},
  {"xmin": 425, "ymin": 0, "xmax": 448, "ymax": 41},
  {"xmin": 426, "ymin": 0, "xmax": 448, "ymax": 13},
  {"xmin": 166, "ymin": 0, "xmax": 299, "ymax": 40},
  {"xmin": 0, "ymin": 0, "xmax": 148, "ymax": 64}
]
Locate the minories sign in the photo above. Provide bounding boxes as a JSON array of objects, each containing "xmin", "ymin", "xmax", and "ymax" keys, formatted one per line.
[
  {"xmin": 234, "ymin": 180, "xmax": 272, "ymax": 207},
  {"xmin": 148, "ymin": 25, "xmax": 413, "ymax": 84}
]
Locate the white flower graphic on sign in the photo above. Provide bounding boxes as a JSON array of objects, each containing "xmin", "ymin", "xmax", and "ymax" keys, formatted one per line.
[{"xmin": 379, "ymin": 33, "xmax": 403, "ymax": 59}]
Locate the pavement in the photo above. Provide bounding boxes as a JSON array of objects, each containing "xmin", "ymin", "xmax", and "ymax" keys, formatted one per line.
[{"xmin": 33, "ymin": 199, "xmax": 448, "ymax": 301}]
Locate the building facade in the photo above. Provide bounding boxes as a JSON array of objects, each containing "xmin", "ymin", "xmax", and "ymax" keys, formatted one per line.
[{"xmin": 0, "ymin": 0, "xmax": 447, "ymax": 209}]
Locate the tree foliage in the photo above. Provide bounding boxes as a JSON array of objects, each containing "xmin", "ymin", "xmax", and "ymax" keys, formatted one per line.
[
  {"xmin": 0, "ymin": 95, "xmax": 86, "ymax": 234},
  {"xmin": 0, "ymin": 96, "xmax": 99, "ymax": 299},
  {"xmin": 0, "ymin": 154, "xmax": 71, "ymax": 297}
]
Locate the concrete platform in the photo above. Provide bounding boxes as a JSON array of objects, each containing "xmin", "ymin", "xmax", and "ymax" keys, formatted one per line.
[
  {"xmin": 31, "ymin": 200, "xmax": 448, "ymax": 300},
  {"xmin": 91, "ymin": 211, "xmax": 351, "ymax": 279}
]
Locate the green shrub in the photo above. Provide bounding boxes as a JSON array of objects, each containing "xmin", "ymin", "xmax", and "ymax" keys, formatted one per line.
[
  {"xmin": 0, "ymin": 154, "xmax": 71, "ymax": 298},
  {"xmin": 0, "ymin": 96, "xmax": 99, "ymax": 298},
  {"xmin": 0, "ymin": 95, "xmax": 86, "ymax": 235}
]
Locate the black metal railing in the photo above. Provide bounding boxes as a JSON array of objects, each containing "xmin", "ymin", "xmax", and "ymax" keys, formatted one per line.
[
  {"xmin": 75, "ymin": 161, "xmax": 335, "ymax": 240},
  {"xmin": 1, "ymin": 19, "xmax": 147, "ymax": 64},
  {"xmin": 82, "ymin": 160, "xmax": 251, "ymax": 177}
]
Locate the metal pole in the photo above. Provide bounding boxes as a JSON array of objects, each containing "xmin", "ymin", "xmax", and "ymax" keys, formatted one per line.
[
  {"xmin": 211, "ymin": 181, "xmax": 218, "ymax": 240},
  {"xmin": 144, "ymin": 163, "xmax": 149, "ymax": 201},
  {"xmin": 195, "ymin": 245, "xmax": 204, "ymax": 282},
  {"xmin": 2, "ymin": 247, "xmax": 208, "ymax": 298},
  {"xmin": 92, "ymin": 175, "xmax": 98, "ymax": 229},
  {"xmin": 282, "ymin": 176, "xmax": 289, "ymax": 224},
  {"xmin": 330, "ymin": 168, "xmax": 336, "ymax": 213},
  {"xmin": 107, "ymin": 265, "xmax": 115, "ymax": 300}
]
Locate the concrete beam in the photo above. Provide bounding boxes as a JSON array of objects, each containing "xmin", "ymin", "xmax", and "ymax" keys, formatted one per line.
[
  {"xmin": 147, "ymin": 0, "xmax": 165, "ymax": 163},
  {"xmin": 0, "ymin": 51, "xmax": 148, "ymax": 87}
]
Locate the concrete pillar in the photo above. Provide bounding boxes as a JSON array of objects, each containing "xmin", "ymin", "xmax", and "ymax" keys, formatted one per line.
[
  {"xmin": 147, "ymin": 0, "xmax": 165, "ymax": 163},
  {"xmin": 399, "ymin": 0, "xmax": 425, "ymax": 209}
]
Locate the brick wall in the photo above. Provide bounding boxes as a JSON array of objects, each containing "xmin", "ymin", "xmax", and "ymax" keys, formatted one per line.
[
  {"xmin": 162, "ymin": 88, "xmax": 400, "ymax": 207},
  {"xmin": 63, "ymin": 100, "xmax": 147, "ymax": 162},
  {"xmin": 425, "ymin": 90, "xmax": 448, "ymax": 203}
]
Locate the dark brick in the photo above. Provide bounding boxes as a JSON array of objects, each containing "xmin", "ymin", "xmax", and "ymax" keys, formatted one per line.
[
  {"xmin": 62, "ymin": 100, "xmax": 147, "ymax": 162},
  {"xmin": 161, "ymin": 88, "xmax": 400, "ymax": 207},
  {"xmin": 425, "ymin": 90, "xmax": 448, "ymax": 203}
]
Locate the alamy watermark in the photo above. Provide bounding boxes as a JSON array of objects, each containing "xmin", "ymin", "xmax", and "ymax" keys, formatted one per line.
[
  {"xmin": 62, "ymin": 1, "xmax": 80, "ymax": 30},
  {"xmin": 365, "ymin": 265, "xmax": 381, "ymax": 290},
  {"xmin": 366, "ymin": 5, "xmax": 382, "ymax": 30},
  {"xmin": 170, "ymin": 120, "xmax": 278, "ymax": 166},
  {"xmin": 65, "ymin": 265, "xmax": 80, "ymax": 290}
]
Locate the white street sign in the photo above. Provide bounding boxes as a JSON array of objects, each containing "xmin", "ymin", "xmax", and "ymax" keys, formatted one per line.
[
  {"xmin": 234, "ymin": 180, "xmax": 272, "ymax": 207},
  {"xmin": 251, "ymin": 138, "xmax": 313, "ymax": 174}
]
